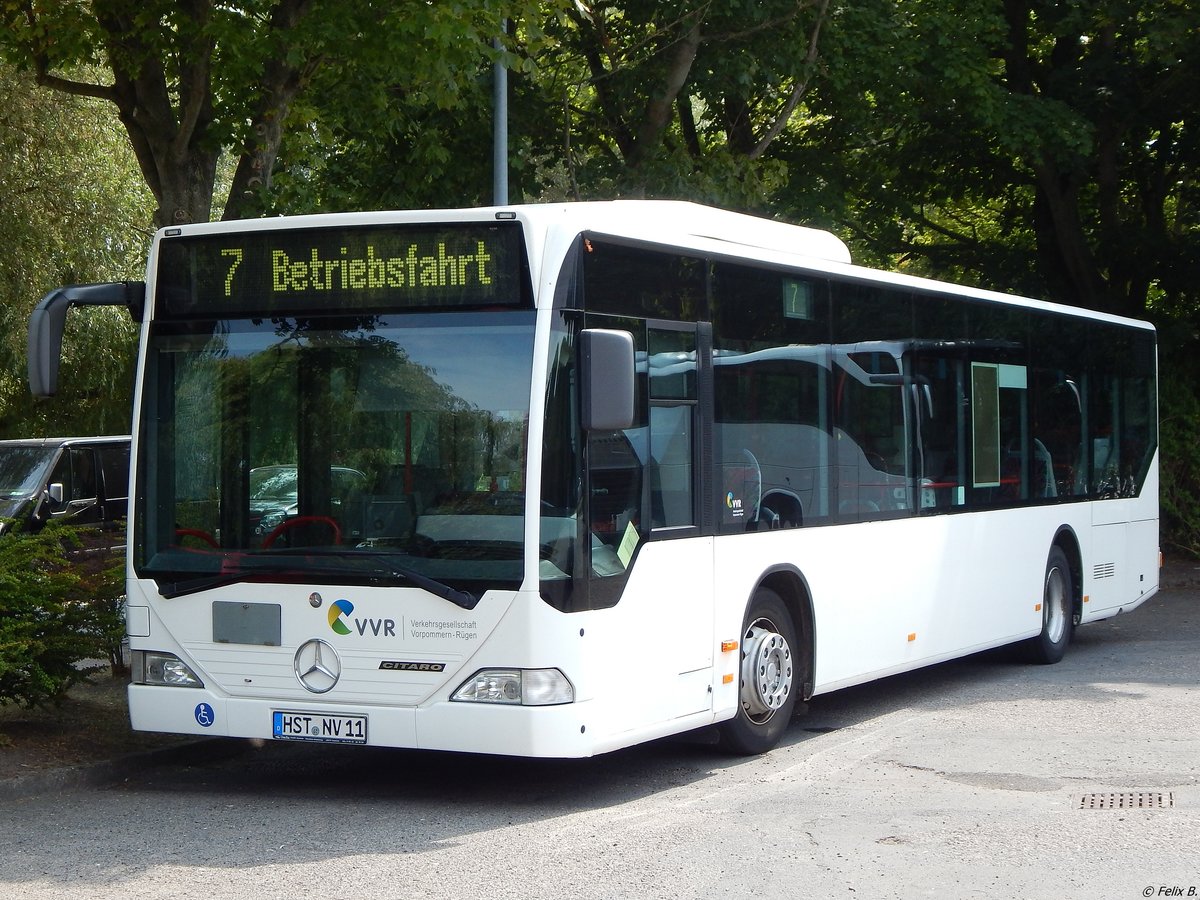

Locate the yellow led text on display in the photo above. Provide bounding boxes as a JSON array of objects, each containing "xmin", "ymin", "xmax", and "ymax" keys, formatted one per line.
[{"xmin": 269, "ymin": 241, "xmax": 494, "ymax": 294}]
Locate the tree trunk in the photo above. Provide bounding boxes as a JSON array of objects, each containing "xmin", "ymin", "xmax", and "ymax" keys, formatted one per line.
[
  {"xmin": 1031, "ymin": 164, "xmax": 1113, "ymax": 313},
  {"xmin": 626, "ymin": 13, "xmax": 702, "ymax": 179},
  {"xmin": 222, "ymin": 0, "xmax": 318, "ymax": 221},
  {"xmin": 96, "ymin": 2, "xmax": 219, "ymax": 228}
]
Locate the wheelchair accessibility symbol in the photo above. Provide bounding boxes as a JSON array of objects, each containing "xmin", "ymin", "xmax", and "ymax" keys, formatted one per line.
[{"xmin": 194, "ymin": 703, "xmax": 215, "ymax": 728}]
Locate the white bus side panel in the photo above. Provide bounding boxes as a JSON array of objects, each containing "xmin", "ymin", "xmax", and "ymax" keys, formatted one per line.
[
  {"xmin": 711, "ymin": 503, "xmax": 1145, "ymax": 701},
  {"xmin": 569, "ymin": 537, "xmax": 716, "ymax": 749},
  {"xmin": 1085, "ymin": 455, "xmax": 1159, "ymax": 618}
]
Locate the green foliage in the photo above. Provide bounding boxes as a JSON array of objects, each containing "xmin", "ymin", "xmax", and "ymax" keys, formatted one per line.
[
  {"xmin": 786, "ymin": 0, "xmax": 1200, "ymax": 318},
  {"xmin": 0, "ymin": 62, "xmax": 150, "ymax": 439},
  {"xmin": 1157, "ymin": 340, "xmax": 1200, "ymax": 558},
  {"xmin": 266, "ymin": 1, "xmax": 558, "ymax": 213},
  {"xmin": 266, "ymin": 1, "xmax": 830, "ymax": 212},
  {"xmin": 0, "ymin": 524, "xmax": 124, "ymax": 708},
  {"xmin": 0, "ymin": 0, "xmax": 557, "ymax": 223},
  {"xmin": 70, "ymin": 533, "xmax": 128, "ymax": 679},
  {"xmin": 525, "ymin": 0, "xmax": 830, "ymax": 205}
]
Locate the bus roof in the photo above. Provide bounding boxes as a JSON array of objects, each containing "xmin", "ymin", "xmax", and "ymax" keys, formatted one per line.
[
  {"xmin": 157, "ymin": 200, "xmax": 853, "ymax": 266},
  {"xmin": 518, "ymin": 200, "xmax": 854, "ymax": 265},
  {"xmin": 154, "ymin": 200, "xmax": 1152, "ymax": 332}
]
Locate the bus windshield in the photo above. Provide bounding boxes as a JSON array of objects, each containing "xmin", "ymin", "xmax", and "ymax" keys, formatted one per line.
[{"xmin": 135, "ymin": 310, "xmax": 535, "ymax": 596}]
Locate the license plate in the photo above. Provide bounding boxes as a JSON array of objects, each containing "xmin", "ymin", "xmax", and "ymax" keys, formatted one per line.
[{"xmin": 272, "ymin": 710, "xmax": 367, "ymax": 744}]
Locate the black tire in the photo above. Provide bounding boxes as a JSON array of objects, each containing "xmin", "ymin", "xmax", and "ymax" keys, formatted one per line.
[
  {"xmin": 717, "ymin": 587, "xmax": 802, "ymax": 755},
  {"xmin": 1026, "ymin": 546, "xmax": 1075, "ymax": 664}
]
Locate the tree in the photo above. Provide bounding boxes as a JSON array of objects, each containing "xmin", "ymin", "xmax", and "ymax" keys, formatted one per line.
[
  {"xmin": 0, "ymin": 0, "xmax": 549, "ymax": 228},
  {"xmin": 780, "ymin": 0, "xmax": 1200, "ymax": 319},
  {"xmin": 532, "ymin": 0, "xmax": 832, "ymax": 206},
  {"xmin": 0, "ymin": 62, "xmax": 151, "ymax": 438}
]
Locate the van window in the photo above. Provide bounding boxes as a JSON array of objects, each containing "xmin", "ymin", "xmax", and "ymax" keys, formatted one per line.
[
  {"xmin": 98, "ymin": 444, "xmax": 130, "ymax": 503},
  {"xmin": 0, "ymin": 447, "xmax": 55, "ymax": 498},
  {"xmin": 71, "ymin": 448, "xmax": 98, "ymax": 501}
]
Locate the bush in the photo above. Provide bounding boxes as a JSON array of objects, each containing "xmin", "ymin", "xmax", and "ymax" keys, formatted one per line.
[
  {"xmin": 1160, "ymin": 369, "xmax": 1200, "ymax": 558},
  {"xmin": 0, "ymin": 522, "xmax": 125, "ymax": 708},
  {"xmin": 71, "ymin": 537, "xmax": 128, "ymax": 678}
]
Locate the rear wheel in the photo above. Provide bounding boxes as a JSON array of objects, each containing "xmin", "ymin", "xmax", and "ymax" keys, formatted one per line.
[
  {"xmin": 1026, "ymin": 546, "xmax": 1074, "ymax": 664},
  {"xmin": 717, "ymin": 587, "xmax": 801, "ymax": 755}
]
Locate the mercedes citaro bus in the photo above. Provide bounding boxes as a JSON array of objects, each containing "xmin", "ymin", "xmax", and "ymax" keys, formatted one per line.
[{"xmin": 26, "ymin": 201, "xmax": 1157, "ymax": 757}]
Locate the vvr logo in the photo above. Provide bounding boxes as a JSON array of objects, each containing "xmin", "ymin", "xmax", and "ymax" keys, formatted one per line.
[
  {"xmin": 327, "ymin": 598, "xmax": 397, "ymax": 638},
  {"xmin": 328, "ymin": 599, "xmax": 354, "ymax": 635}
]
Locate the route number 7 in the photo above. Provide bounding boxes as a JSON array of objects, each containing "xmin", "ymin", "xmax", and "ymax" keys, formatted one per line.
[{"xmin": 222, "ymin": 248, "xmax": 243, "ymax": 298}]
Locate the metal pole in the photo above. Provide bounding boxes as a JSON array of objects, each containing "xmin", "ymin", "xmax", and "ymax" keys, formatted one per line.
[{"xmin": 493, "ymin": 21, "xmax": 509, "ymax": 206}]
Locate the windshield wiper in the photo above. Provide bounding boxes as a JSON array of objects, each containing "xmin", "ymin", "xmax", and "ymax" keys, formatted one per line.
[
  {"xmin": 388, "ymin": 564, "xmax": 478, "ymax": 610},
  {"xmin": 310, "ymin": 550, "xmax": 479, "ymax": 610},
  {"xmin": 158, "ymin": 571, "xmax": 256, "ymax": 599},
  {"xmin": 156, "ymin": 559, "xmax": 333, "ymax": 599}
]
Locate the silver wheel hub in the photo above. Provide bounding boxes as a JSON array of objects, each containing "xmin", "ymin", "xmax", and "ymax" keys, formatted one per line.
[
  {"xmin": 741, "ymin": 620, "xmax": 793, "ymax": 721},
  {"xmin": 1045, "ymin": 566, "xmax": 1067, "ymax": 643}
]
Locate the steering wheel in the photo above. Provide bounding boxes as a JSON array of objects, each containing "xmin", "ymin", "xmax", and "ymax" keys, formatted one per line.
[
  {"xmin": 262, "ymin": 515, "xmax": 342, "ymax": 548},
  {"xmin": 174, "ymin": 528, "xmax": 218, "ymax": 548}
]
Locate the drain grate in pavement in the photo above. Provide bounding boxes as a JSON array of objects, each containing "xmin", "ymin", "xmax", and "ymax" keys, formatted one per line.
[{"xmin": 1078, "ymin": 792, "xmax": 1173, "ymax": 810}]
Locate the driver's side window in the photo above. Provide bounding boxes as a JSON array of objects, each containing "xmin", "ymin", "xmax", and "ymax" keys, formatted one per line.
[{"xmin": 46, "ymin": 452, "xmax": 72, "ymax": 509}]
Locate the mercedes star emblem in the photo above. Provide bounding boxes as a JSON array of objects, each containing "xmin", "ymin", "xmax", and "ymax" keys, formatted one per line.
[{"xmin": 294, "ymin": 638, "xmax": 341, "ymax": 693}]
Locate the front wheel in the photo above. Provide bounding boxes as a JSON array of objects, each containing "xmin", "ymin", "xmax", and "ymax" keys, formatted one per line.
[
  {"xmin": 1026, "ymin": 546, "xmax": 1074, "ymax": 664},
  {"xmin": 717, "ymin": 587, "xmax": 802, "ymax": 755}
]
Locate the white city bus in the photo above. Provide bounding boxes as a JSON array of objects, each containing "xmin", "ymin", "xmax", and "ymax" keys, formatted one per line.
[{"xmin": 28, "ymin": 201, "xmax": 1158, "ymax": 757}]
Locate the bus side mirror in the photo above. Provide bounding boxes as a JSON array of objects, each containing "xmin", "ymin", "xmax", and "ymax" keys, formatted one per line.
[
  {"xmin": 27, "ymin": 281, "xmax": 145, "ymax": 397},
  {"xmin": 580, "ymin": 328, "xmax": 635, "ymax": 431}
]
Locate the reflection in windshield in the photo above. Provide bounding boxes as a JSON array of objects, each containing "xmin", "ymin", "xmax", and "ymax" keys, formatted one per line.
[
  {"xmin": 136, "ymin": 312, "xmax": 535, "ymax": 593},
  {"xmin": 247, "ymin": 465, "xmax": 369, "ymax": 545},
  {"xmin": 250, "ymin": 466, "xmax": 301, "ymax": 503}
]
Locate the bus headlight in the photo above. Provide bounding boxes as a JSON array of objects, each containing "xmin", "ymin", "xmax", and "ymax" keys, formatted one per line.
[
  {"xmin": 451, "ymin": 668, "xmax": 574, "ymax": 706},
  {"xmin": 132, "ymin": 650, "xmax": 205, "ymax": 688}
]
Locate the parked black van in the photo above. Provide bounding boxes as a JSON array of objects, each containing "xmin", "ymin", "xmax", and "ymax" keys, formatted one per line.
[{"xmin": 0, "ymin": 436, "xmax": 130, "ymax": 535}]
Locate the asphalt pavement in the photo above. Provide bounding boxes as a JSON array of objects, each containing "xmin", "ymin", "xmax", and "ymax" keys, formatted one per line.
[{"xmin": 2, "ymin": 557, "xmax": 1196, "ymax": 803}]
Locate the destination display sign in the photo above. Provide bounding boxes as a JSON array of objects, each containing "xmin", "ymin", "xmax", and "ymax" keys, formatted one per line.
[{"xmin": 155, "ymin": 221, "xmax": 529, "ymax": 317}]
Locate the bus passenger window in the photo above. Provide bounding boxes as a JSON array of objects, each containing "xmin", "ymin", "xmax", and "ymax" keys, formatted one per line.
[
  {"xmin": 914, "ymin": 355, "xmax": 965, "ymax": 510},
  {"xmin": 721, "ymin": 448, "xmax": 762, "ymax": 529},
  {"xmin": 834, "ymin": 351, "xmax": 912, "ymax": 519},
  {"xmin": 1031, "ymin": 369, "xmax": 1084, "ymax": 498}
]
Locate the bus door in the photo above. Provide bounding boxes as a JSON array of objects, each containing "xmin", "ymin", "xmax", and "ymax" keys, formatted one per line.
[
  {"xmin": 584, "ymin": 319, "xmax": 714, "ymax": 719},
  {"xmin": 584, "ymin": 321, "xmax": 711, "ymax": 591}
]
